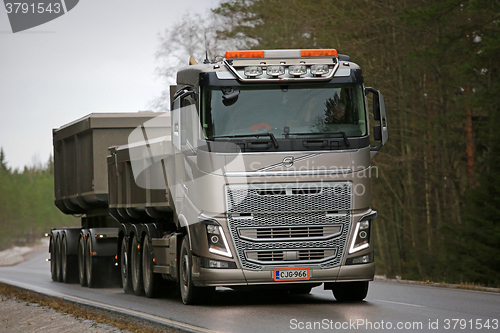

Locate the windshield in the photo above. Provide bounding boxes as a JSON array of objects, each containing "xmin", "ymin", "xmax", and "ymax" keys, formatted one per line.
[{"xmin": 201, "ymin": 84, "xmax": 366, "ymax": 140}]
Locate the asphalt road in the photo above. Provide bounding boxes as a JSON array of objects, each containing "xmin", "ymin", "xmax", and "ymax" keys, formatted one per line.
[{"xmin": 0, "ymin": 250, "xmax": 498, "ymax": 333}]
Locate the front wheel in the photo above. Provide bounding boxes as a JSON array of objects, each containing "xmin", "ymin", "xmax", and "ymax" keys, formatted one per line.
[
  {"xmin": 179, "ymin": 236, "xmax": 215, "ymax": 305},
  {"xmin": 331, "ymin": 281, "xmax": 369, "ymax": 302}
]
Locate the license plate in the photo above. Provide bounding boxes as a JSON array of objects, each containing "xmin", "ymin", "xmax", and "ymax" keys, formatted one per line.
[{"xmin": 273, "ymin": 267, "xmax": 310, "ymax": 281}]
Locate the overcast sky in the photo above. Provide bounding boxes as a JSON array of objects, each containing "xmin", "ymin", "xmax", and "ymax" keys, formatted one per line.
[{"xmin": 0, "ymin": 0, "xmax": 220, "ymax": 170}]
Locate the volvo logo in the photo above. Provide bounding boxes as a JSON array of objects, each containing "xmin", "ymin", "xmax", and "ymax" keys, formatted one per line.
[{"xmin": 282, "ymin": 156, "xmax": 294, "ymax": 168}]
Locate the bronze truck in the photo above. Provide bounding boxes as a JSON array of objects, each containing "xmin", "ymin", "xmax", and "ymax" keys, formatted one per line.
[{"xmin": 49, "ymin": 49, "xmax": 388, "ymax": 304}]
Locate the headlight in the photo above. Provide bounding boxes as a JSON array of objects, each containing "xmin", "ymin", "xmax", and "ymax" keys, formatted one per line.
[
  {"xmin": 349, "ymin": 220, "xmax": 371, "ymax": 254},
  {"xmin": 205, "ymin": 223, "xmax": 233, "ymax": 258}
]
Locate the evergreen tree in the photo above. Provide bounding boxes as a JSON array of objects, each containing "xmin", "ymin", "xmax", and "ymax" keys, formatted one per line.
[{"xmin": 0, "ymin": 147, "xmax": 9, "ymax": 173}]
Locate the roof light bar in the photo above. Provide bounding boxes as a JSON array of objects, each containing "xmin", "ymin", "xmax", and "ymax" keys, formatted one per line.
[
  {"xmin": 264, "ymin": 49, "xmax": 301, "ymax": 58},
  {"xmin": 301, "ymin": 49, "xmax": 338, "ymax": 57},
  {"xmin": 224, "ymin": 49, "xmax": 339, "ymax": 59},
  {"xmin": 225, "ymin": 50, "xmax": 265, "ymax": 59}
]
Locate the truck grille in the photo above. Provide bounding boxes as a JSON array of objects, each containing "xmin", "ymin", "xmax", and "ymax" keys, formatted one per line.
[
  {"xmin": 246, "ymin": 249, "xmax": 337, "ymax": 264},
  {"xmin": 225, "ymin": 182, "xmax": 352, "ymax": 270},
  {"xmin": 239, "ymin": 225, "xmax": 342, "ymax": 241}
]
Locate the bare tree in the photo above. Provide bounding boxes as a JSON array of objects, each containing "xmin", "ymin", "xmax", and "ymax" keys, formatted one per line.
[{"xmin": 152, "ymin": 11, "xmax": 253, "ymax": 111}]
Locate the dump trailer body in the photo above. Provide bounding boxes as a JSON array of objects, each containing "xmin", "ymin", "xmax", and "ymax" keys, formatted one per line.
[
  {"xmin": 53, "ymin": 112, "xmax": 165, "ymax": 214},
  {"xmin": 107, "ymin": 113, "xmax": 173, "ymax": 222},
  {"xmin": 50, "ymin": 112, "xmax": 168, "ymax": 287}
]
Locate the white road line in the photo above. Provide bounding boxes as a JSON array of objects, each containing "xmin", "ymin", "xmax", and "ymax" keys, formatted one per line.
[
  {"xmin": 373, "ymin": 299, "xmax": 426, "ymax": 308},
  {"xmin": 60, "ymin": 0, "xmax": 68, "ymax": 13},
  {"xmin": 0, "ymin": 277, "xmax": 219, "ymax": 333}
]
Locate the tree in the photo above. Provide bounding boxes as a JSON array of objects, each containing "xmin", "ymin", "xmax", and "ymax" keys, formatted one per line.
[
  {"xmin": 0, "ymin": 147, "xmax": 9, "ymax": 173},
  {"xmin": 153, "ymin": 11, "xmax": 251, "ymax": 111}
]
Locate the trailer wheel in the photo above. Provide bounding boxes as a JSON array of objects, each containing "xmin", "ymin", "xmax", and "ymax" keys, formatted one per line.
[
  {"xmin": 78, "ymin": 235, "xmax": 87, "ymax": 286},
  {"xmin": 120, "ymin": 237, "xmax": 133, "ymax": 294},
  {"xmin": 331, "ymin": 281, "xmax": 369, "ymax": 302},
  {"xmin": 130, "ymin": 235, "xmax": 144, "ymax": 295},
  {"xmin": 85, "ymin": 235, "xmax": 103, "ymax": 288},
  {"xmin": 142, "ymin": 235, "xmax": 161, "ymax": 298},
  {"xmin": 179, "ymin": 236, "xmax": 215, "ymax": 305},
  {"xmin": 55, "ymin": 236, "xmax": 62, "ymax": 282},
  {"xmin": 50, "ymin": 236, "xmax": 58, "ymax": 282}
]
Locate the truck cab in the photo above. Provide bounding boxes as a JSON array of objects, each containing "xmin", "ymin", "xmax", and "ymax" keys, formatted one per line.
[{"xmin": 167, "ymin": 49, "xmax": 388, "ymax": 303}]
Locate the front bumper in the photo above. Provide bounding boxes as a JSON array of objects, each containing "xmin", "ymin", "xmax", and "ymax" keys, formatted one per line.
[{"xmin": 193, "ymin": 262, "xmax": 374, "ymax": 287}]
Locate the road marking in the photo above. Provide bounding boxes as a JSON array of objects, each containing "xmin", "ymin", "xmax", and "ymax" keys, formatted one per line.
[
  {"xmin": 0, "ymin": 278, "xmax": 219, "ymax": 333},
  {"xmin": 373, "ymin": 299, "xmax": 426, "ymax": 308}
]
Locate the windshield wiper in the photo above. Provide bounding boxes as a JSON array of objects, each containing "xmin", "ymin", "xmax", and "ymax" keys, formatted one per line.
[
  {"xmin": 211, "ymin": 132, "xmax": 279, "ymax": 148},
  {"xmin": 286, "ymin": 131, "xmax": 350, "ymax": 147}
]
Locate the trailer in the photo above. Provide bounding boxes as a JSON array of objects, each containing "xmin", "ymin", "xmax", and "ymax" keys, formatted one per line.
[{"xmin": 49, "ymin": 48, "xmax": 388, "ymax": 304}]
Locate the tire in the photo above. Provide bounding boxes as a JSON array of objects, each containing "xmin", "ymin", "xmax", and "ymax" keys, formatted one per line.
[
  {"xmin": 142, "ymin": 235, "xmax": 161, "ymax": 298},
  {"xmin": 61, "ymin": 235, "xmax": 70, "ymax": 283},
  {"xmin": 179, "ymin": 236, "xmax": 215, "ymax": 305},
  {"xmin": 131, "ymin": 235, "xmax": 144, "ymax": 296},
  {"xmin": 85, "ymin": 235, "xmax": 103, "ymax": 288},
  {"xmin": 120, "ymin": 237, "xmax": 133, "ymax": 294},
  {"xmin": 78, "ymin": 235, "xmax": 87, "ymax": 286},
  {"xmin": 55, "ymin": 236, "xmax": 62, "ymax": 282},
  {"xmin": 50, "ymin": 236, "xmax": 58, "ymax": 282},
  {"xmin": 331, "ymin": 281, "xmax": 369, "ymax": 302}
]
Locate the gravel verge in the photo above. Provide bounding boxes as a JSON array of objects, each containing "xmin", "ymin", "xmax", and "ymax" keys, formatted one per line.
[{"xmin": 0, "ymin": 283, "xmax": 182, "ymax": 333}]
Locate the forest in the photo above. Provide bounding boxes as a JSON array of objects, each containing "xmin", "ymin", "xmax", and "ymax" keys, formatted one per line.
[
  {"xmin": 0, "ymin": 149, "xmax": 78, "ymax": 251},
  {"xmin": 204, "ymin": 0, "xmax": 500, "ymax": 287}
]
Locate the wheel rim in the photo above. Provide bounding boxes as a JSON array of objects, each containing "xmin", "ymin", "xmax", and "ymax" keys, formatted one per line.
[
  {"xmin": 121, "ymin": 239, "xmax": 128, "ymax": 285},
  {"xmin": 182, "ymin": 254, "xmax": 189, "ymax": 287},
  {"xmin": 131, "ymin": 238, "xmax": 137, "ymax": 287},
  {"xmin": 180, "ymin": 243, "xmax": 189, "ymax": 301},
  {"xmin": 142, "ymin": 237, "xmax": 151, "ymax": 292},
  {"xmin": 61, "ymin": 236, "xmax": 67, "ymax": 282},
  {"xmin": 78, "ymin": 237, "xmax": 85, "ymax": 285},
  {"xmin": 131, "ymin": 236, "xmax": 142, "ymax": 292},
  {"xmin": 50, "ymin": 238, "xmax": 56, "ymax": 279},
  {"xmin": 85, "ymin": 236, "xmax": 91, "ymax": 285},
  {"xmin": 55, "ymin": 237, "xmax": 61, "ymax": 281}
]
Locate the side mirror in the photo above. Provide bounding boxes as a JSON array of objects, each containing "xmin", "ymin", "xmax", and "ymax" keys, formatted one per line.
[
  {"xmin": 222, "ymin": 87, "xmax": 240, "ymax": 107},
  {"xmin": 373, "ymin": 93, "xmax": 381, "ymax": 121},
  {"xmin": 365, "ymin": 87, "xmax": 388, "ymax": 152},
  {"xmin": 373, "ymin": 125, "xmax": 382, "ymax": 141}
]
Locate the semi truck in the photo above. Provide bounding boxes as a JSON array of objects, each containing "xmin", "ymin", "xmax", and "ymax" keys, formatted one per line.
[{"xmin": 49, "ymin": 48, "xmax": 388, "ymax": 304}]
